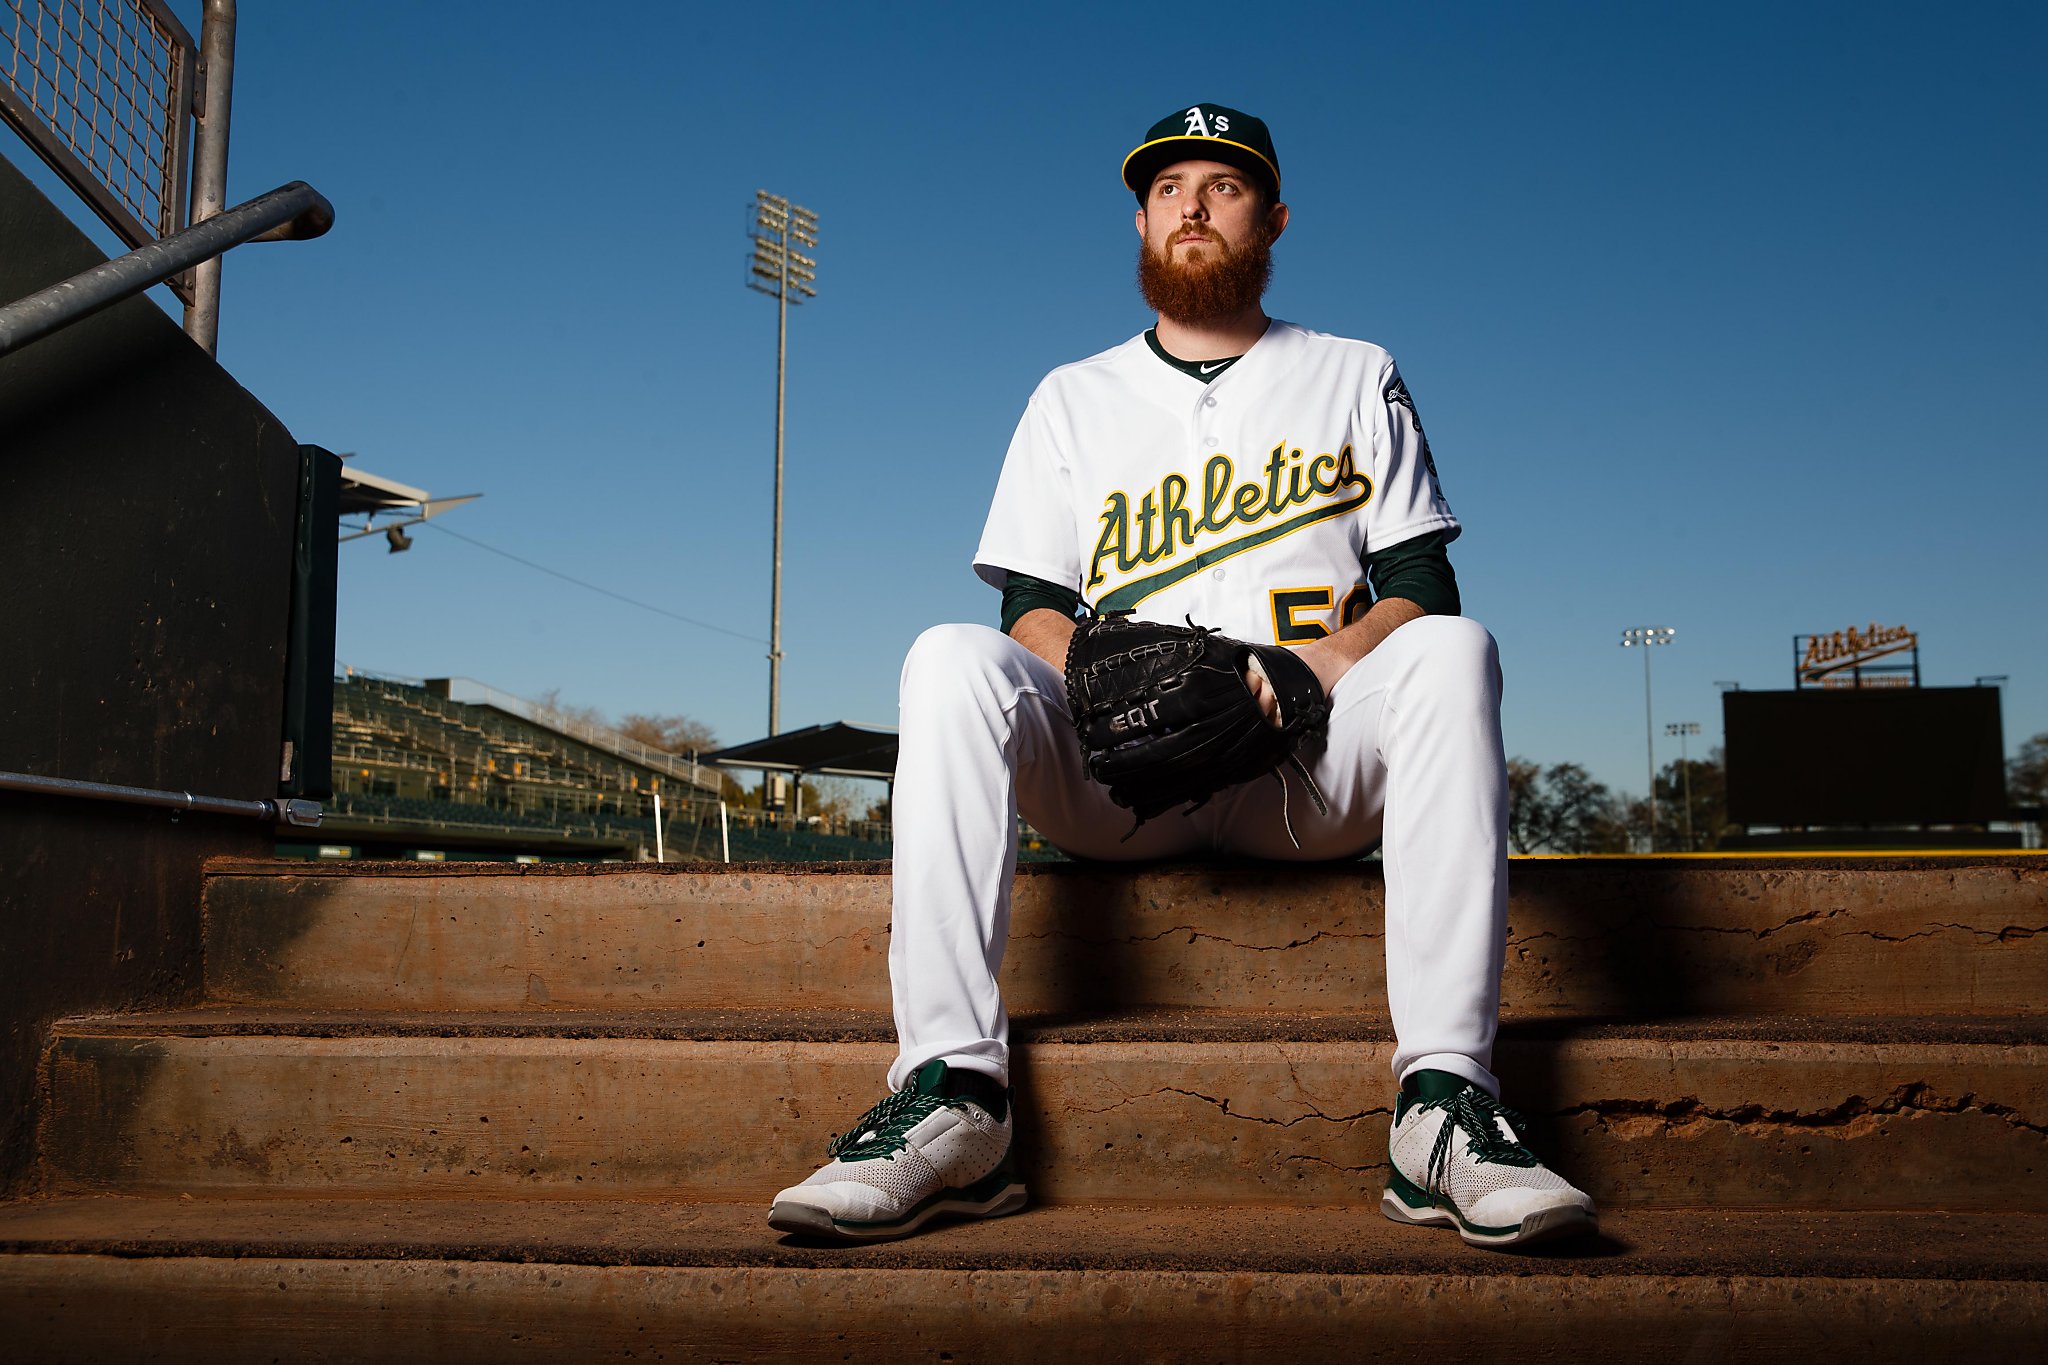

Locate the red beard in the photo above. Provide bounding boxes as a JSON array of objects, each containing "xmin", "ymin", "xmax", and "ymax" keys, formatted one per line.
[{"xmin": 1136, "ymin": 223, "xmax": 1275, "ymax": 326}]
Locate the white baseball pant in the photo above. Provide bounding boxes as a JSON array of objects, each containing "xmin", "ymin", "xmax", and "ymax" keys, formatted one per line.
[{"xmin": 885, "ymin": 614, "xmax": 1510, "ymax": 1098}]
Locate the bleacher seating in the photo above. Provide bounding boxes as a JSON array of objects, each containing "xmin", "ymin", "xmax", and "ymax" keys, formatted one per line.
[
  {"xmin": 331, "ymin": 793, "xmax": 892, "ymax": 864},
  {"xmin": 326, "ymin": 674, "xmax": 895, "ymax": 863},
  {"xmin": 332, "ymin": 673, "xmax": 708, "ymax": 818}
]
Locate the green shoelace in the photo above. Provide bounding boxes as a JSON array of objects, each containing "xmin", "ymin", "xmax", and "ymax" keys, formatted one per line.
[
  {"xmin": 1422, "ymin": 1087, "xmax": 1539, "ymax": 1198},
  {"xmin": 825, "ymin": 1086, "xmax": 956, "ymax": 1162}
]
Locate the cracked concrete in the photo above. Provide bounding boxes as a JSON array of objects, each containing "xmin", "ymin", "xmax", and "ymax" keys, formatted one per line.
[
  {"xmin": 1063, "ymin": 1084, "xmax": 1389, "ymax": 1131},
  {"xmin": 39, "ymin": 1033, "xmax": 2048, "ymax": 1211},
  {"xmin": 1861, "ymin": 923, "xmax": 2048, "ymax": 943},
  {"xmin": 1562, "ymin": 1081, "xmax": 2048, "ymax": 1141},
  {"xmin": 1666, "ymin": 907, "xmax": 1854, "ymax": 939},
  {"xmin": 1014, "ymin": 923, "xmax": 1383, "ymax": 953},
  {"xmin": 205, "ymin": 860, "xmax": 2048, "ymax": 1017},
  {"xmin": 10, "ymin": 1240, "xmax": 2047, "ymax": 1361},
  {"xmin": 26, "ymin": 855, "xmax": 2041, "ymax": 1351}
]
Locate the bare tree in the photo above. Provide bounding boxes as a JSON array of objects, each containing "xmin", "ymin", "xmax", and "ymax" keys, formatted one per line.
[
  {"xmin": 531, "ymin": 688, "xmax": 609, "ymax": 733},
  {"xmin": 1506, "ymin": 759, "xmax": 1632, "ymax": 853},
  {"xmin": 2011, "ymin": 733, "xmax": 2048, "ymax": 808},
  {"xmin": 807, "ymin": 776, "xmax": 867, "ymax": 823},
  {"xmin": 618, "ymin": 713, "xmax": 720, "ymax": 757},
  {"xmin": 1505, "ymin": 759, "xmax": 1544, "ymax": 854},
  {"xmin": 1651, "ymin": 748, "xmax": 1733, "ymax": 851}
]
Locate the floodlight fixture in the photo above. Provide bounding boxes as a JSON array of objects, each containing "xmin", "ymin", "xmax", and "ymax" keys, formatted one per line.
[
  {"xmin": 1665, "ymin": 721, "xmax": 1702, "ymax": 849},
  {"xmin": 746, "ymin": 190, "xmax": 822, "ymax": 741},
  {"xmin": 1619, "ymin": 626, "xmax": 1677, "ymax": 851}
]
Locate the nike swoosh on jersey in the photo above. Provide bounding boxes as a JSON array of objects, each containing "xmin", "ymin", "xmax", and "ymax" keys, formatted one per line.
[{"xmin": 1199, "ymin": 361, "xmax": 1229, "ymax": 374}]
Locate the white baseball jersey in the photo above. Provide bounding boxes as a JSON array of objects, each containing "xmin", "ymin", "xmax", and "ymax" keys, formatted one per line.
[{"xmin": 974, "ymin": 320, "xmax": 1458, "ymax": 646}]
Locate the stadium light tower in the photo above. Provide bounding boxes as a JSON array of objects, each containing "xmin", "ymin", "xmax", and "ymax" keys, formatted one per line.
[
  {"xmin": 1620, "ymin": 626, "xmax": 1676, "ymax": 851},
  {"xmin": 1665, "ymin": 721, "xmax": 1702, "ymax": 850},
  {"xmin": 746, "ymin": 190, "xmax": 819, "ymax": 738}
]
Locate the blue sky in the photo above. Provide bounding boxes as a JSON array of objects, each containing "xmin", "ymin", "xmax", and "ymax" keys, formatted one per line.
[{"xmin": 13, "ymin": 1, "xmax": 2045, "ymax": 798}]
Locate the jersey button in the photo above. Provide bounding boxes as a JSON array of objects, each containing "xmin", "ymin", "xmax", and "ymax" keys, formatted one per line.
[
  {"xmin": 1203, "ymin": 396, "xmax": 1218, "ymax": 407},
  {"xmin": 1204, "ymin": 435, "xmax": 1219, "ymax": 446},
  {"xmin": 1211, "ymin": 568, "xmax": 1226, "ymax": 580}
]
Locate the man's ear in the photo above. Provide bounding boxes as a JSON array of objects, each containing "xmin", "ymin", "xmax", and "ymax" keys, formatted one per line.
[
  {"xmin": 1135, "ymin": 205, "xmax": 1148, "ymax": 239},
  {"xmin": 1267, "ymin": 201, "xmax": 1290, "ymax": 243}
]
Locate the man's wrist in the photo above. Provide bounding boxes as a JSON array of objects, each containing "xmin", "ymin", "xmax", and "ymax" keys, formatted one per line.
[
  {"xmin": 1293, "ymin": 598, "xmax": 1427, "ymax": 695},
  {"xmin": 1294, "ymin": 636, "xmax": 1354, "ymax": 696},
  {"xmin": 1011, "ymin": 608, "xmax": 1077, "ymax": 675}
]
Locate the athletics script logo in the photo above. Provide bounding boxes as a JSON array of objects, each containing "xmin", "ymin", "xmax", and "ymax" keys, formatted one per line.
[
  {"xmin": 1087, "ymin": 442, "xmax": 1373, "ymax": 611},
  {"xmin": 1797, "ymin": 623, "xmax": 1917, "ymax": 687}
]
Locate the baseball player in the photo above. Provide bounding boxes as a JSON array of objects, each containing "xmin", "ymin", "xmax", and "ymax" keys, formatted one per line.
[{"xmin": 770, "ymin": 103, "xmax": 1595, "ymax": 1249}]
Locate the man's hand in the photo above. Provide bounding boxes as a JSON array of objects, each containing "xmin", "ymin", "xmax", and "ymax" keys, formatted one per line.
[
  {"xmin": 1245, "ymin": 656, "xmax": 1283, "ymax": 727},
  {"xmin": 1031, "ymin": 598, "xmax": 1427, "ymax": 731},
  {"xmin": 1246, "ymin": 597, "xmax": 1430, "ymax": 728}
]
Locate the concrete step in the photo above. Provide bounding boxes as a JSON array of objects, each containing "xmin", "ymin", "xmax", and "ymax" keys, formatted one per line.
[
  {"xmin": 1, "ymin": 1198, "xmax": 2043, "ymax": 1361},
  {"xmin": 201, "ymin": 855, "xmax": 2048, "ymax": 1018},
  {"xmin": 38, "ymin": 1009, "xmax": 2047, "ymax": 1211}
]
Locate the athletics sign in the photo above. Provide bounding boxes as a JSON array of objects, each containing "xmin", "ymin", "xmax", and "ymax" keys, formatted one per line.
[{"xmin": 1794, "ymin": 623, "xmax": 1919, "ymax": 690}]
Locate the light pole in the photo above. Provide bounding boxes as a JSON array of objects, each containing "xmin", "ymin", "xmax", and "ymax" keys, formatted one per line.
[
  {"xmin": 746, "ymin": 191, "xmax": 819, "ymax": 740},
  {"xmin": 1665, "ymin": 721, "xmax": 1701, "ymax": 850},
  {"xmin": 1620, "ymin": 626, "xmax": 1676, "ymax": 851}
]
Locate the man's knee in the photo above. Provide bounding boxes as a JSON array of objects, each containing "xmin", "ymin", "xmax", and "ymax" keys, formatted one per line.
[
  {"xmin": 1396, "ymin": 615, "xmax": 1503, "ymax": 700},
  {"xmin": 899, "ymin": 623, "xmax": 1034, "ymax": 704}
]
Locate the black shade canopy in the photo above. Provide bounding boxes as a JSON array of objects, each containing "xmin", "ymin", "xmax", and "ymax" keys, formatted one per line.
[{"xmin": 704, "ymin": 722, "xmax": 899, "ymax": 779}]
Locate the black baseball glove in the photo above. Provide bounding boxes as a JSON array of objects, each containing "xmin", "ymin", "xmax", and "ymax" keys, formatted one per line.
[{"xmin": 1063, "ymin": 611, "xmax": 1332, "ymax": 841}]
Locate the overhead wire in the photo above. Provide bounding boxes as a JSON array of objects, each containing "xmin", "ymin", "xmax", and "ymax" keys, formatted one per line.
[{"xmin": 418, "ymin": 521, "xmax": 768, "ymax": 645}]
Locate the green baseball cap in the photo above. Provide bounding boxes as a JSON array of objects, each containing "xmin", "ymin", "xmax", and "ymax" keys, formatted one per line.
[{"xmin": 1121, "ymin": 102, "xmax": 1281, "ymax": 200}]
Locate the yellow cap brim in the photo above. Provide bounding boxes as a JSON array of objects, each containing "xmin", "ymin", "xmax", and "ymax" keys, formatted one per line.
[{"xmin": 1121, "ymin": 135, "xmax": 1281, "ymax": 195}]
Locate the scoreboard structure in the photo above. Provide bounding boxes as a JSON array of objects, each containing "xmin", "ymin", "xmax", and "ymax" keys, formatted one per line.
[
  {"xmin": 1724, "ymin": 621, "xmax": 2015, "ymax": 841},
  {"xmin": 1723, "ymin": 686, "xmax": 2008, "ymax": 828}
]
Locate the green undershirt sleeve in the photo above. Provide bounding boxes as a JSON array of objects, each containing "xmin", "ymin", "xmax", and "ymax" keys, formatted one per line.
[
  {"xmin": 997, "ymin": 541, "xmax": 1453, "ymax": 635},
  {"xmin": 1365, "ymin": 531, "xmax": 1461, "ymax": 617},
  {"xmin": 999, "ymin": 572, "xmax": 1084, "ymax": 635}
]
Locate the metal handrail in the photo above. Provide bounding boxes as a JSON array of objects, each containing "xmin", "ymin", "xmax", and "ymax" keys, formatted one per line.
[
  {"xmin": 0, "ymin": 179, "xmax": 332, "ymax": 359},
  {"xmin": 0, "ymin": 769, "xmax": 321, "ymax": 827}
]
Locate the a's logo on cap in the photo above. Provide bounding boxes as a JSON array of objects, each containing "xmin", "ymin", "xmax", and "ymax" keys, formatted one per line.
[{"xmin": 1182, "ymin": 106, "xmax": 1231, "ymax": 138}]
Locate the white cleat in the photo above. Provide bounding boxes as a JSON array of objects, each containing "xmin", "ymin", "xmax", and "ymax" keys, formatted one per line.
[
  {"xmin": 1381, "ymin": 1069, "xmax": 1597, "ymax": 1250},
  {"xmin": 769, "ymin": 1059, "xmax": 1026, "ymax": 1243}
]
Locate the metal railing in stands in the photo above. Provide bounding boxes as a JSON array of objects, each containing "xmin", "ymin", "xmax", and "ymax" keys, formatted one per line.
[{"xmin": 434, "ymin": 676, "xmax": 720, "ymax": 793}]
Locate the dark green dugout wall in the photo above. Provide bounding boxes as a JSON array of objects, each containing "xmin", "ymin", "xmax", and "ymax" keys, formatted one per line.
[{"xmin": 0, "ymin": 153, "xmax": 330, "ymax": 1193}]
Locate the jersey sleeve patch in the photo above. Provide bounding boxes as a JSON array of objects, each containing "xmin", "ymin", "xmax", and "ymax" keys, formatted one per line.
[{"xmin": 1384, "ymin": 374, "xmax": 1444, "ymax": 495}]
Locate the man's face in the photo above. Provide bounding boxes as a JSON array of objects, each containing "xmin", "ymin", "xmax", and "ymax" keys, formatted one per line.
[
  {"xmin": 1134, "ymin": 159, "xmax": 1289, "ymax": 326},
  {"xmin": 1136, "ymin": 160, "xmax": 1280, "ymax": 259}
]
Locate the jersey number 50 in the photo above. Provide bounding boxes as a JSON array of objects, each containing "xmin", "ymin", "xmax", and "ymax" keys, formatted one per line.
[{"xmin": 1269, "ymin": 585, "xmax": 1372, "ymax": 645}]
